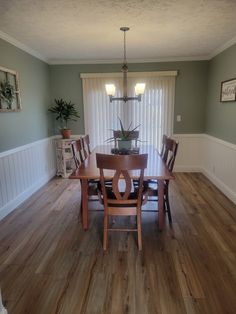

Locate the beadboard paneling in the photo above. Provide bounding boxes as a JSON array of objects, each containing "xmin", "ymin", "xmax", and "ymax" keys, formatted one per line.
[
  {"xmin": 0, "ymin": 133, "xmax": 235, "ymax": 221},
  {"xmin": 173, "ymin": 134, "xmax": 203, "ymax": 172},
  {"xmin": 202, "ymin": 134, "xmax": 236, "ymax": 204},
  {"xmin": 173, "ymin": 133, "xmax": 236, "ymax": 204},
  {"xmin": 0, "ymin": 137, "xmax": 56, "ymax": 220}
]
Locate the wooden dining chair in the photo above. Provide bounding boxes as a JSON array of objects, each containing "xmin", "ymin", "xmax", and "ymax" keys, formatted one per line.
[
  {"xmin": 71, "ymin": 139, "xmax": 98, "ymax": 216},
  {"xmin": 160, "ymin": 134, "xmax": 168, "ymax": 159},
  {"xmin": 83, "ymin": 134, "xmax": 92, "ymax": 155},
  {"xmin": 81, "ymin": 134, "xmax": 91, "ymax": 160},
  {"xmin": 147, "ymin": 137, "xmax": 179, "ymax": 223},
  {"xmin": 71, "ymin": 139, "xmax": 84, "ymax": 168},
  {"xmin": 96, "ymin": 153, "xmax": 148, "ymax": 250}
]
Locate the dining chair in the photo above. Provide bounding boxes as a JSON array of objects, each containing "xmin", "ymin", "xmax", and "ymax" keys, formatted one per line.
[
  {"xmin": 81, "ymin": 134, "xmax": 91, "ymax": 159},
  {"xmin": 96, "ymin": 153, "xmax": 148, "ymax": 250},
  {"xmin": 160, "ymin": 134, "xmax": 168, "ymax": 160},
  {"xmin": 113, "ymin": 130, "xmax": 139, "ymax": 148},
  {"xmin": 71, "ymin": 139, "xmax": 98, "ymax": 215},
  {"xmin": 71, "ymin": 139, "xmax": 84, "ymax": 167},
  {"xmin": 146, "ymin": 137, "xmax": 179, "ymax": 223}
]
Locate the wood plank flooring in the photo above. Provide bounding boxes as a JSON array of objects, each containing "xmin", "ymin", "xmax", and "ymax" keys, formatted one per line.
[{"xmin": 0, "ymin": 173, "xmax": 236, "ymax": 313}]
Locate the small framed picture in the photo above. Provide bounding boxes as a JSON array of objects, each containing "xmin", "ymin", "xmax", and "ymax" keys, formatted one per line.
[
  {"xmin": 220, "ymin": 78, "xmax": 236, "ymax": 102},
  {"xmin": 0, "ymin": 66, "xmax": 22, "ymax": 112}
]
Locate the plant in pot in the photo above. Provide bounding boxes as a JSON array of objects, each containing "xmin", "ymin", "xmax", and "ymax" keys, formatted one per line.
[
  {"xmin": 48, "ymin": 98, "xmax": 80, "ymax": 139},
  {"xmin": 106, "ymin": 117, "xmax": 140, "ymax": 150}
]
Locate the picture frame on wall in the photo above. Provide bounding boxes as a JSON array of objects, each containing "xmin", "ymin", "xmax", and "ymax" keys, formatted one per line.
[
  {"xmin": 220, "ymin": 78, "xmax": 236, "ymax": 102},
  {"xmin": 0, "ymin": 66, "xmax": 22, "ymax": 112}
]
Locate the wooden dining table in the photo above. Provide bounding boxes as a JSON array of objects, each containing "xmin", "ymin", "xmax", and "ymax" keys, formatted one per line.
[{"xmin": 69, "ymin": 145, "xmax": 174, "ymax": 231}]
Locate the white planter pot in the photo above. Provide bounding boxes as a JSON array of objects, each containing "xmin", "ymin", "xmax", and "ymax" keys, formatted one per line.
[{"xmin": 117, "ymin": 140, "xmax": 132, "ymax": 150}]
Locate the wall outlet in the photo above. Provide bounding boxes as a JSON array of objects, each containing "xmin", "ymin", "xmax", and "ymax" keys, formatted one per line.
[{"xmin": 176, "ymin": 115, "xmax": 181, "ymax": 122}]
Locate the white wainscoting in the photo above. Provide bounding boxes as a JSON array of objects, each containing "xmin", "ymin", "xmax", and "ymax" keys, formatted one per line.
[
  {"xmin": 174, "ymin": 133, "xmax": 236, "ymax": 204},
  {"xmin": 0, "ymin": 133, "xmax": 235, "ymax": 221},
  {"xmin": 0, "ymin": 137, "xmax": 57, "ymax": 221},
  {"xmin": 173, "ymin": 134, "xmax": 203, "ymax": 172}
]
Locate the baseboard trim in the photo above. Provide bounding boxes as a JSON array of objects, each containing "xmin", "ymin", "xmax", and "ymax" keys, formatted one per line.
[
  {"xmin": 202, "ymin": 168, "xmax": 236, "ymax": 204},
  {"xmin": 174, "ymin": 165, "xmax": 202, "ymax": 172},
  {"xmin": 0, "ymin": 170, "xmax": 56, "ymax": 221}
]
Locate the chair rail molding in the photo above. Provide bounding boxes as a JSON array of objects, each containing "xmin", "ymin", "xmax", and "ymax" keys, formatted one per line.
[
  {"xmin": 173, "ymin": 133, "xmax": 236, "ymax": 204},
  {"xmin": 0, "ymin": 133, "xmax": 235, "ymax": 221},
  {"xmin": 0, "ymin": 136, "xmax": 57, "ymax": 221}
]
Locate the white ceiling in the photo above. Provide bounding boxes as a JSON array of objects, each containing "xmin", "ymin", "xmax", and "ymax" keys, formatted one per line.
[{"xmin": 0, "ymin": 0, "xmax": 236, "ymax": 63}]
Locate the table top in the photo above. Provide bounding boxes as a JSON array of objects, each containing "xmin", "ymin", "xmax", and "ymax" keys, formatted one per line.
[{"xmin": 70, "ymin": 145, "xmax": 174, "ymax": 181}]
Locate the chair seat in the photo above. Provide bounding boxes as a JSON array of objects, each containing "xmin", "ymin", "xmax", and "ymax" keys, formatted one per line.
[{"xmin": 97, "ymin": 182, "xmax": 148, "ymax": 206}]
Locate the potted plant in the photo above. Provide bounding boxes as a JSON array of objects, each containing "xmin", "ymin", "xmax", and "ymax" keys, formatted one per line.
[
  {"xmin": 48, "ymin": 98, "xmax": 80, "ymax": 139},
  {"xmin": 107, "ymin": 117, "xmax": 140, "ymax": 150}
]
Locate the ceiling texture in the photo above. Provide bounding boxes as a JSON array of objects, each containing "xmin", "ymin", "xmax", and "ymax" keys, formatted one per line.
[{"xmin": 0, "ymin": 0, "xmax": 236, "ymax": 63}]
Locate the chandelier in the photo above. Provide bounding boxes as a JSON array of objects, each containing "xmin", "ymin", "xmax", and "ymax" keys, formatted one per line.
[{"xmin": 105, "ymin": 27, "xmax": 145, "ymax": 103}]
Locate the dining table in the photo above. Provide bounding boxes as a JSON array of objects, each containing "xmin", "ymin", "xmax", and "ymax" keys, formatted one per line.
[{"xmin": 69, "ymin": 145, "xmax": 174, "ymax": 231}]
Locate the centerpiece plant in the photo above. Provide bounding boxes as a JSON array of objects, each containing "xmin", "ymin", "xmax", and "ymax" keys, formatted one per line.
[
  {"xmin": 48, "ymin": 98, "xmax": 80, "ymax": 138},
  {"xmin": 106, "ymin": 117, "xmax": 140, "ymax": 150}
]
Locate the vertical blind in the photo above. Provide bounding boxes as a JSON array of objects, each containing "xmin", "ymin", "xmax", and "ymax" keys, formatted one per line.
[{"xmin": 82, "ymin": 72, "xmax": 176, "ymax": 151}]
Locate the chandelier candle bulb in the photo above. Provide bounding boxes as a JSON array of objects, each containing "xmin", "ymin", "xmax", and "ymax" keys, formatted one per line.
[
  {"xmin": 105, "ymin": 84, "xmax": 116, "ymax": 96},
  {"xmin": 135, "ymin": 83, "xmax": 146, "ymax": 95}
]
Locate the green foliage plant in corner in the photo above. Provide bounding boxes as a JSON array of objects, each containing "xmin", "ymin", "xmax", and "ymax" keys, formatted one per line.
[{"xmin": 48, "ymin": 98, "xmax": 80, "ymax": 138}]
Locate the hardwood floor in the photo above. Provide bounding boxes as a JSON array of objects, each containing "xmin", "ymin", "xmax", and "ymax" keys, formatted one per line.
[{"xmin": 0, "ymin": 173, "xmax": 236, "ymax": 313}]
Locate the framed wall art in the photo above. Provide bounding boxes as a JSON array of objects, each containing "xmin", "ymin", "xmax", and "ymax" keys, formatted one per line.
[
  {"xmin": 0, "ymin": 66, "xmax": 22, "ymax": 112},
  {"xmin": 220, "ymin": 78, "xmax": 236, "ymax": 102}
]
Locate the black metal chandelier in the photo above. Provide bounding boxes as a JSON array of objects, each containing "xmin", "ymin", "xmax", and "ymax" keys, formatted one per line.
[{"xmin": 105, "ymin": 27, "xmax": 145, "ymax": 103}]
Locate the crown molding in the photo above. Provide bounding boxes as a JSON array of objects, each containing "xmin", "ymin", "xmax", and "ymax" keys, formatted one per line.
[
  {"xmin": 48, "ymin": 55, "xmax": 210, "ymax": 65},
  {"xmin": 1, "ymin": 29, "xmax": 236, "ymax": 65},
  {"xmin": 0, "ymin": 30, "xmax": 48, "ymax": 63},
  {"xmin": 210, "ymin": 35, "xmax": 236, "ymax": 59},
  {"xmin": 80, "ymin": 70, "xmax": 178, "ymax": 78}
]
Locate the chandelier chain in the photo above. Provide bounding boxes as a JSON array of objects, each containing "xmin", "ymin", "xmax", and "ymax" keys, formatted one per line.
[
  {"xmin": 105, "ymin": 27, "xmax": 145, "ymax": 102},
  {"xmin": 124, "ymin": 30, "xmax": 127, "ymax": 64}
]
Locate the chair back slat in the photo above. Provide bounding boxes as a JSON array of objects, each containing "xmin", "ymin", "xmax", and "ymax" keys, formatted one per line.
[
  {"xmin": 79, "ymin": 134, "xmax": 92, "ymax": 161},
  {"xmin": 160, "ymin": 134, "xmax": 168, "ymax": 159},
  {"xmin": 97, "ymin": 153, "xmax": 147, "ymax": 205},
  {"xmin": 161, "ymin": 136, "xmax": 179, "ymax": 172},
  {"xmin": 71, "ymin": 139, "xmax": 84, "ymax": 168},
  {"xmin": 166, "ymin": 140, "xmax": 178, "ymax": 172},
  {"xmin": 112, "ymin": 170, "xmax": 132, "ymax": 200}
]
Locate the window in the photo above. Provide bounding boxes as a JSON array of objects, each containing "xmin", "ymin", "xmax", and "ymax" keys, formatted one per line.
[{"xmin": 82, "ymin": 71, "xmax": 177, "ymax": 151}]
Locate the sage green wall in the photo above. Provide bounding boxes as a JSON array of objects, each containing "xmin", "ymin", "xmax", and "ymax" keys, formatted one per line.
[
  {"xmin": 0, "ymin": 39, "xmax": 51, "ymax": 152},
  {"xmin": 49, "ymin": 61, "xmax": 208, "ymax": 135},
  {"xmin": 206, "ymin": 44, "xmax": 236, "ymax": 144}
]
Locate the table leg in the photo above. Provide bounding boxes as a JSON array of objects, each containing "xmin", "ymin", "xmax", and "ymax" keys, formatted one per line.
[
  {"xmin": 158, "ymin": 179, "xmax": 164, "ymax": 231},
  {"xmin": 81, "ymin": 179, "xmax": 88, "ymax": 230}
]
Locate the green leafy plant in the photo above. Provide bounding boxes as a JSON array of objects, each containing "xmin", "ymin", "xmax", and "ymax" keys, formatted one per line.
[
  {"xmin": 48, "ymin": 98, "xmax": 80, "ymax": 129},
  {"xmin": 106, "ymin": 117, "xmax": 140, "ymax": 143},
  {"xmin": 0, "ymin": 80, "xmax": 15, "ymax": 109}
]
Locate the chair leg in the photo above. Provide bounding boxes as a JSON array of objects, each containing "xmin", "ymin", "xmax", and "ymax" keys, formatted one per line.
[
  {"xmin": 165, "ymin": 188, "xmax": 172, "ymax": 223},
  {"xmin": 103, "ymin": 213, "xmax": 108, "ymax": 250},
  {"xmin": 78, "ymin": 202, "xmax": 82, "ymax": 220},
  {"xmin": 137, "ymin": 209, "xmax": 142, "ymax": 251}
]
